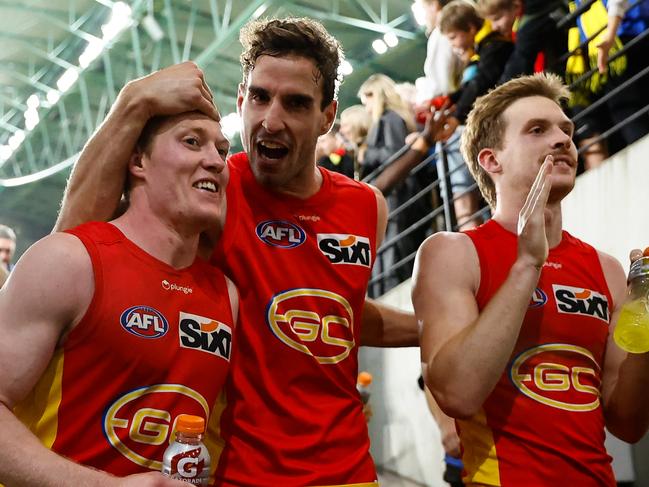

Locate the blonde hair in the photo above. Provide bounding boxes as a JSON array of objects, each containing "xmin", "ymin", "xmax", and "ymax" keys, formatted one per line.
[
  {"xmin": 340, "ymin": 105, "xmax": 372, "ymax": 146},
  {"xmin": 358, "ymin": 74, "xmax": 417, "ymax": 132},
  {"xmin": 460, "ymin": 73, "xmax": 570, "ymax": 208}
]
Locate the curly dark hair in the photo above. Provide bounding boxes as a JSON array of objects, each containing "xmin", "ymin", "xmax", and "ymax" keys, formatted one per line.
[{"xmin": 239, "ymin": 17, "xmax": 344, "ymax": 109}]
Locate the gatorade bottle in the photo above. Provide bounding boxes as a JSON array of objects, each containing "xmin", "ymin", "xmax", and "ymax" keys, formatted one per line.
[
  {"xmin": 357, "ymin": 371, "xmax": 372, "ymax": 404},
  {"xmin": 614, "ymin": 254, "xmax": 649, "ymax": 354},
  {"xmin": 162, "ymin": 414, "xmax": 211, "ymax": 485}
]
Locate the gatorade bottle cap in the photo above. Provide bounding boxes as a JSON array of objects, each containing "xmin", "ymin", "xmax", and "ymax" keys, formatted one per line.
[
  {"xmin": 357, "ymin": 371, "xmax": 372, "ymax": 386},
  {"xmin": 176, "ymin": 414, "xmax": 205, "ymax": 433}
]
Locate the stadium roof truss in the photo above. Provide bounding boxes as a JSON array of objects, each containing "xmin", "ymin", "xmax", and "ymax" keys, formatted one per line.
[{"xmin": 0, "ymin": 0, "xmax": 425, "ymax": 187}]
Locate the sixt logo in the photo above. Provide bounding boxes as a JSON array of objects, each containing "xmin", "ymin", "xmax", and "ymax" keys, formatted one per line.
[
  {"xmin": 529, "ymin": 288, "xmax": 547, "ymax": 308},
  {"xmin": 120, "ymin": 306, "xmax": 169, "ymax": 339},
  {"xmin": 103, "ymin": 384, "xmax": 209, "ymax": 470},
  {"xmin": 256, "ymin": 220, "xmax": 306, "ymax": 248},
  {"xmin": 179, "ymin": 312, "xmax": 232, "ymax": 360},
  {"xmin": 552, "ymin": 285, "xmax": 609, "ymax": 323},
  {"xmin": 317, "ymin": 234, "xmax": 371, "ymax": 267},
  {"xmin": 510, "ymin": 343, "xmax": 601, "ymax": 412},
  {"xmin": 266, "ymin": 288, "xmax": 355, "ymax": 364}
]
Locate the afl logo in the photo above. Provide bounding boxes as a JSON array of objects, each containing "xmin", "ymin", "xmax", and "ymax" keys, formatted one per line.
[
  {"xmin": 529, "ymin": 288, "xmax": 547, "ymax": 308},
  {"xmin": 510, "ymin": 343, "xmax": 601, "ymax": 412},
  {"xmin": 256, "ymin": 220, "xmax": 306, "ymax": 248},
  {"xmin": 103, "ymin": 384, "xmax": 209, "ymax": 470},
  {"xmin": 120, "ymin": 306, "xmax": 169, "ymax": 339}
]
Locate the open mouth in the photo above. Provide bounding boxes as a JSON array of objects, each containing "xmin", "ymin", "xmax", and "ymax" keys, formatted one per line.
[
  {"xmin": 258, "ymin": 140, "xmax": 289, "ymax": 159},
  {"xmin": 193, "ymin": 180, "xmax": 218, "ymax": 193}
]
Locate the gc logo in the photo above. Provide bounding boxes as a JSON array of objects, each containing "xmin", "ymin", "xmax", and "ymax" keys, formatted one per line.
[
  {"xmin": 510, "ymin": 344, "xmax": 601, "ymax": 412},
  {"xmin": 103, "ymin": 384, "xmax": 209, "ymax": 469},
  {"xmin": 266, "ymin": 288, "xmax": 355, "ymax": 364}
]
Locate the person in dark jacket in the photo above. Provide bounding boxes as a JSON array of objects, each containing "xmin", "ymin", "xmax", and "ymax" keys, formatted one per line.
[{"xmin": 438, "ymin": 0, "xmax": 515, "ymax": 139}]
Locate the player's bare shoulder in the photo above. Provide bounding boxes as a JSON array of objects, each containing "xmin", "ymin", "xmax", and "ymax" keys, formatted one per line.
[
  {"xmin": 2, "ymin": 232, "xmax": 94, "ymax": 330},
  {"xmin": 413, "ymin": 231, "xmax": 480, "ymax": 293},
  {"xmin": 596, "ymin": 249, "xmax": 627, "ymax": 305}
]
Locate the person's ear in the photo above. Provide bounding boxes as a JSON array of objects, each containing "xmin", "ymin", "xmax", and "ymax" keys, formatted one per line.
[
  {"xmin": 477, "ymin": 148, "xmax": 502, "ymax": 174},
  {"xmin": 236, "ymin": 83, "xmax": 245, "ymax": 115},
  {"xmin": 129, "ymin": 149, "xmax": 146, "ymax": 179},
  {"xmin": 320, "ymin": 100, "xmax": 338, "ymax": 136}
]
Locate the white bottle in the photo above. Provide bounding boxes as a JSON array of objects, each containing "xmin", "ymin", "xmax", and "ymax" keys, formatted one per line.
[{"xmin": 162, "ymin": 414, "xmax": 211, "ymax": 485}]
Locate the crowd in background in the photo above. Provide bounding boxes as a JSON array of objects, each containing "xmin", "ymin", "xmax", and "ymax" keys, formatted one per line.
[{"xmin": 315, "ymin": 0, "xmax": 649, "ymax": 289}]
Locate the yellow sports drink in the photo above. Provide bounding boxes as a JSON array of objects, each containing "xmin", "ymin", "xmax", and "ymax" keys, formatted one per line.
[{"xmin": 613, "ymin": 256, "xmax": 649, "ymax": 354}]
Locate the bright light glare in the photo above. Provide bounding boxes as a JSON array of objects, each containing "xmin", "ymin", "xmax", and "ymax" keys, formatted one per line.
[
  {"xmin": 372, "ymin": 39, "xmax": 388, "ymax": 54},
  {"xmin": 339, "ymin": 60, "xmax": 353, "ymax": 76},
  {"xmin": 411, "ymin": 2, "xmax": 427, "ymax": 27},
  {"xmin": 0, "ymin": 145, "xmax": 12, "ymax": 162},
  {"xmin": 47, "ymin": 89, "xmax": 61, "ymax": 105},
  {"xmin": 79, "ymin": 38, "xmax": 105, "ymax": 68},
  {"xmin": 384, "ymin": 32, "xmax": 399, "ymax": 48},
  {"xmin": 253, "ymin": 4, "xmax": 267, "ymax": 18},
  {"xmin": 57, "ymin": 68, "xmax": 79, "ymax": 93},
  {"xmin": 26, "ymin": 94, "xmax": 40, "ymax": 109},
  {"xmin": 102, "ymin": 1, "xmax": 132, "ymax": 42},
  {"xmin": 24, "ymin": 108, "xmax": 39, "ymax": 131},
  {"xmin": 220, "ymin": 113, "xmax": 242, "ymax": 140},
  {"xmin": 8, "ymin": 130, "xmax": 25, "ymax": 151}
]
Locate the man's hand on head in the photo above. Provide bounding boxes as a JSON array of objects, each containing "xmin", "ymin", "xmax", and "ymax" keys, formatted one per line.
[{"xmin": 123, "ymin": 61, "xmax": 220, "ymax": 122}]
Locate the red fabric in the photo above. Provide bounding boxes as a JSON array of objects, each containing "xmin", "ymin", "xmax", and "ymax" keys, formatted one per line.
[
  {"xmin": 212, "ymin": 152, "xmax": 378, "ymax": 486},
  {"xmin": 461, "ymin": 220, "xmax": 615, "ymax": 486},
  {"xmin": 534, "ymin": 51, "xmax": 546, "ymax": 72},
  {"xmin": 45, "ymin": 222, "xmax": 233, "ymax": 475}
]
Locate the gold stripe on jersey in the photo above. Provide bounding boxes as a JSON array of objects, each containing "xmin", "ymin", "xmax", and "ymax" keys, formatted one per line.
[
  {"xmin": 205, "ymin": 390, "xmax": 228, "ymax": 484},
  {"xmin": 14, "ymin": 348, "xmax": 65, "ymax": 448},
  {"xmin": 458, "ymin": 408, "xmax": 501, "ymax": 486}
]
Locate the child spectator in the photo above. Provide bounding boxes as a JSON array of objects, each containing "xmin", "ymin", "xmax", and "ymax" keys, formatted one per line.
[
  {"xmin": 439, "ymin": 0, "xmax": 514, "ymax": 138},
  {"xmin": 477, "ymin": 0, "xmax": 568, "ymax": 83}
]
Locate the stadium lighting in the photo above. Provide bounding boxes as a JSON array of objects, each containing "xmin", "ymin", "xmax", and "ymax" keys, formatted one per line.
[
  {"xmin": 221, "ymin": 113, "xmax": 242, "ymax": 140},
  {"xmin": 339, "ymin": 60, "xmax": 354, "ymax": 76},
  {"xmin": 56, "ymin": 67, "xmax": 80, "ymax": 93},
  {"xmin": 411, "ymin": 2, "xmax": 427, "ymax": 26},
  {"xmin": 372, "ymin": 39, "xmax": 388, "ymax": 54},
  {"xmin": 26, "ymin": 94, "xmax": 40, "ymax": 109},
  {"xmin": 384, "ymin": 32, "xmax": 399, "ymax": 48}
]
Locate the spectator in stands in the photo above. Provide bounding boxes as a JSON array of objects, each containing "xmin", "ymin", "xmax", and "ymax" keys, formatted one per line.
[
  {"xmin": 315, "ymin": 124, "xmax": 355, "ymax": 179},
  {"xmin": 359, "ymin": 74, "xmax": 417, "ymax": 179},
  {"xmin": 339, "ymin": 104, "xmax": 372, "ymax": 177},
  {"xmin": 414, "ymin": 0, "xmax": 481, "ymax": 232},
  {"xmin": 439, "ymin": 0, "xmax": 514, "ymax": 138},
  {"xmin": 565, "ymin": 0, "xmax": 627, "ymax": 170},
  {"xmin": 598, "ymin": 0, "xmax": 649, "ymax": 146},
  {"xmin": 477, "ymin": 0, "xmax": 568, "ymax": 83},
  {"xmin": 0, "ymin": 224, "xmax": 16, "ymax": 288},
  {"xmin": 415, "ymin": 0, "xmax": 463, "ymax": 106},
  {"xmin": 437, "ymin": 1, "xmax": 514, "ymax": 227},
  {"xmin": 358, "ymin": 74, "xmax": 424, "ymax": 286}
]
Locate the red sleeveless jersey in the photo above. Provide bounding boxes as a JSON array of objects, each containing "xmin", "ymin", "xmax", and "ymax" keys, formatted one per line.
[
  {"xmin": 211, "ymin": 152, "xmax": 378, "ymax": 487},
  {"xmin": 461, "ymin": 220, "xmax": 615, "ymax": 486},
  {"xmin": 14, "ymin": 222, "xmax": 234, "ymax": 480}
]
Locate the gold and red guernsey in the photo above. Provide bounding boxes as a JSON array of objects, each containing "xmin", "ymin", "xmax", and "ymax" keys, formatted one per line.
[
  {"xmin": 461, "ymin": 220, "xmax": 615, "ymax": 487},
  {"xmin": 14, "ymin": 222, "xmax": 233, "ymax": 483},
  {"xmin": 211, "ymin": 152, "xmax": 378, "ymax": 487}
]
